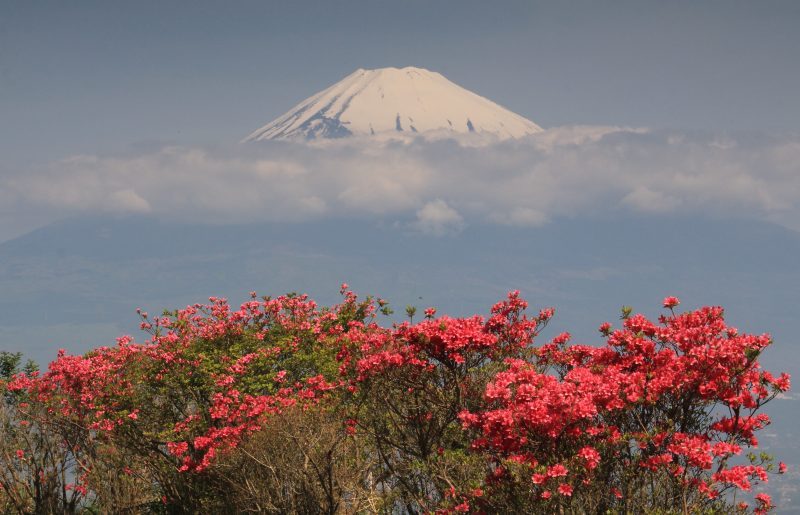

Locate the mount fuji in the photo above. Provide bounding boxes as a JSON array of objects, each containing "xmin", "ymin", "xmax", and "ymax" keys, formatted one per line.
[{"xmin": 243, "ymin": 67, "xmax": 543, "ymax": 141}]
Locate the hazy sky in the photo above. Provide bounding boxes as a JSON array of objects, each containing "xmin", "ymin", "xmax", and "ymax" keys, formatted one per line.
[{"xmin": 2, "ymin": 1, "xmax": 799, "ymax": 167}]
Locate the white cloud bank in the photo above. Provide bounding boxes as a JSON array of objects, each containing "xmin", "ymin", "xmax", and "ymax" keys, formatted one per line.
[{"xmin": 2, "ymin": 126, "xmax": 799, "ymax": 235}]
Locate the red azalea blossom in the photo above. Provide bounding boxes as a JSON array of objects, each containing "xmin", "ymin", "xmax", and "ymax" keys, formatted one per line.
[
  {"xmin": 663, "ymin": 296, "xmax": 680, "ymax": 309},
  {"xmin": 755, "ymin": 493, "xmax": 773, "ymax": 514}
]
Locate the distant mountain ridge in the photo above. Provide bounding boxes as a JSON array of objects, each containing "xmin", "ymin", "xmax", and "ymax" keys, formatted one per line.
[{"xmin": 243, "ymin": 67, "xmax": 543, "ymax": 141}]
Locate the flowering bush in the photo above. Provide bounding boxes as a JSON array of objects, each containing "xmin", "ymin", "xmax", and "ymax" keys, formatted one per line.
[
  {"xmin": 455, "ymin": 297, "xmax": 789, "ymax": 513},
  {"xmin": 0, "ymin": 288, "xmax": 789, "ymax": 513}
]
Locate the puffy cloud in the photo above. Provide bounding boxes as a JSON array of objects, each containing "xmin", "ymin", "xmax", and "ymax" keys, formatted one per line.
[
  {"xmin": 412, "ymin": 199, "xmax": 464, "ymax": 235},
  {"xmin": 2, "ymin": 126, "xmax": 799, "ymax": 236}
]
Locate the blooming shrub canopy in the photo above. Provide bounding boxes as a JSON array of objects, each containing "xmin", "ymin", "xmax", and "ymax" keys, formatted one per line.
[{"xmin": 1, "ymin": 288, "xmax": 790, "ymax": 513}]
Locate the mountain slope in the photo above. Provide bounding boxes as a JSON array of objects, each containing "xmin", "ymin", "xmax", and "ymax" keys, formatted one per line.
[{"xmin": 243, "ymin": 67, "xmax": 543, "ymax": 141}]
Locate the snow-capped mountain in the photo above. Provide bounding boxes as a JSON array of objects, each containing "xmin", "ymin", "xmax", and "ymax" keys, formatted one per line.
[{"xmin": 244, "ymin": 67, "xmax": 543, "ymax": 141}]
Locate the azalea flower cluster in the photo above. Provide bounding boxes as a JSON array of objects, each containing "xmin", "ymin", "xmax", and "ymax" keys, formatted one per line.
[
  {"xmin": 2, "ymin": 289, "xmax": 789, "ymax": 513},
  {"xmin": 7, "ymin": 291, "xmax": 353, "ymax": 483},
  {"xmin": 454, "ymin": 297, "xmax": 789, "ymax": 512}
]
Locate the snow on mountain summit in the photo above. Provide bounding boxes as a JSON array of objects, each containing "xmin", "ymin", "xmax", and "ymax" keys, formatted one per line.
[{"xmin": 243, "ymin": 67, "xmax": 543, "ymax": 142}]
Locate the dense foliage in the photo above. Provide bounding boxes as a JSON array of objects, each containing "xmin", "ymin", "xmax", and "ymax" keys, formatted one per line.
[{"xmin": 0, "ymin": 287, "xmax": 790, "ymax": 514}]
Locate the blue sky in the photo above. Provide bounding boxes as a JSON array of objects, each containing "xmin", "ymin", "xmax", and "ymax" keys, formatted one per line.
[{"xmin": 2, "ymin": 1, "xmax": 799, "ymax": 167}]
